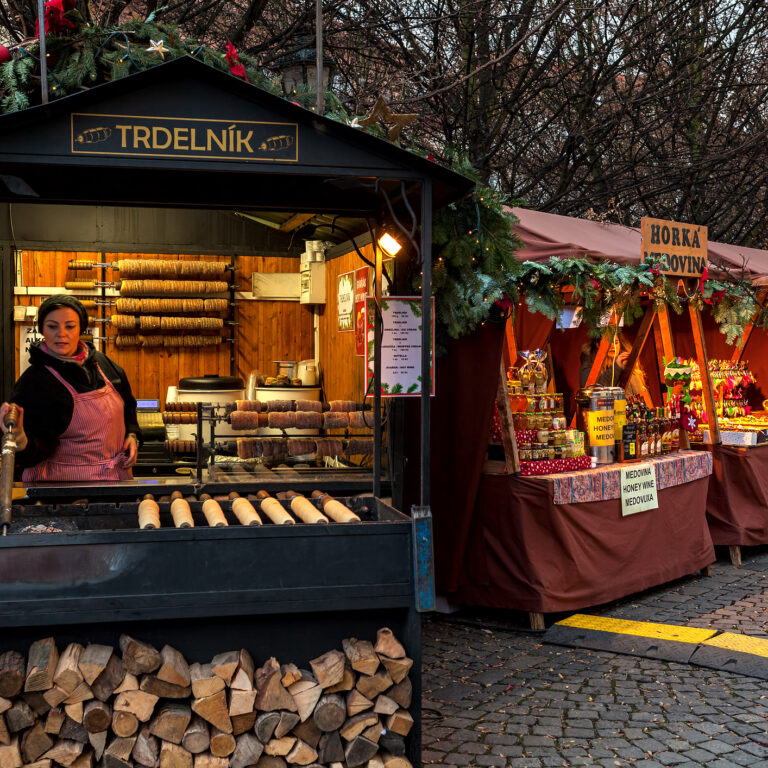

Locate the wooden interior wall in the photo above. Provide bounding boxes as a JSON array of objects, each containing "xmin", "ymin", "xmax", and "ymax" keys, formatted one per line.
[{"xmin": 14, "ymin": 250, "xmax": 315, "ymax": 402}]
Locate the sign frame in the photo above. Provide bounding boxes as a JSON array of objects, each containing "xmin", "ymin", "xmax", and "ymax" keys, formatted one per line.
[{"xmin": 641, "ymin": 216, "xmax": 708, "ymax": 278}]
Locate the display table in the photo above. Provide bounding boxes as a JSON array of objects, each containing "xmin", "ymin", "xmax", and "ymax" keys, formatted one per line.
[
  {"xmin": 448, "ymin": 451, "xmax": 714, "ymax": 620},
  {"xmin": 695, "ymin": 443, "xmax": 768, "ymax": 562}
]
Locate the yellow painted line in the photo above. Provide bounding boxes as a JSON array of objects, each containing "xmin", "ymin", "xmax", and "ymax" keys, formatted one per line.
[
  {"xmin": 557, "ymin": 614, "xmax": 718, "ymax": 644},
  {"xmin": 702, "ymin": 632, "xmax": 768, "ymax": 658}
]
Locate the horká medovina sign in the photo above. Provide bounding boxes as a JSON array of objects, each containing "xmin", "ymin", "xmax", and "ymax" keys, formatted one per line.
[{"xmin": 641, "ymin": 217, "xmax": 708, "ymax": 278}]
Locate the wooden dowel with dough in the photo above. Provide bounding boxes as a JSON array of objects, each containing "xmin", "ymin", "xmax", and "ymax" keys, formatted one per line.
[
  {"xmin": 200, "ymin": 493, "xmax": 228, "ymax": 527},
  {"xmin": 170, "ymin": 490, "xmax": 194, "ymax": 528},
  {"xmin": 64, "ymin": 281, "xmax": 95, "ymax": 290},
  {"xmin": 283, "ymin": 490, "xmax": 328, "ymax": 524},
  {"xmin": 229, "ymin": 493, "xmax": 261, "ymax": 526},
  {"xmin": 254, "ymin": 491, "xmax": 294, "ymax": 525},
  {"xmin": 138, "ymin": 494, "xmax": 160, "ymax": 529},
  {"xmin": 310, "ymin": 490, "xmax": 361, "ymax": 523}
]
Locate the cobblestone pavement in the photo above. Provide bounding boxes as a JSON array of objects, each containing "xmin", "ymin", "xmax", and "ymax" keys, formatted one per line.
[{"xmin": 422, "ymin": 547, "xmax": 768, "ymax": 767}]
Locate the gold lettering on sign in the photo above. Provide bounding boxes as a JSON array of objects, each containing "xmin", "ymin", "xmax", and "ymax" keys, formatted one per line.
[
  {"xmin": 152, "ymin": 126, "xmax": 172, "ymax": 149},
  {"xmin": 134, "ymin": 126, "xmax": 151, "ymax": 149},
  {"xmin": 641, "ymin": 217, "xmax": 708, "ymax": 278},
  {"xmin": 207, "ymin": 129, "xmax": 226, "ymax": 152}
]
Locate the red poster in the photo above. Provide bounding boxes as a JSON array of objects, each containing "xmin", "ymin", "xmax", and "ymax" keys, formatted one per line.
[{"xmin": 354, "ymin": 266, "xmax": 369, "ymax": 356}]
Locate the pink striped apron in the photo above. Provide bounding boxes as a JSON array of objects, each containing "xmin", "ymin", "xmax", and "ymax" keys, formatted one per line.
[{"xmin": 22, "ymin": 363, "xmax": 132, "ymax": 482}]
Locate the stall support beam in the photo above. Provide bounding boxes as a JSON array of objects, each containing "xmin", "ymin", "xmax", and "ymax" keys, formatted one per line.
[
  {"xmin": 496, "ymin": 359, "xmax": 520, "ymax": 474},
  {"xmin": 689, "ymin": 303, "xmax": 721, "ymax": 445},
  {"xmin": 373, "ymin": 235, "xmax": 382, "ymax": 500},
  {"xmin": 0, "ymin": 242, "xmax": 12, "ymax": 400},
  {"xmin": 584, "ymin": 310, "xmax": 618, "ymax": 388},
  {"xmin": 618, "ymin": 304, "xmax": 656, "ymax": 398},
  {"xmin": 420, "ymin": 180, "xmax": 432, "ymax": 506}
]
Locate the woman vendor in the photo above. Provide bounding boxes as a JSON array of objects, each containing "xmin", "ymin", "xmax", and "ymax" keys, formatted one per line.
[{"xmin": 0, "ymin": 295, "xmax": 141, "ymax": 481}]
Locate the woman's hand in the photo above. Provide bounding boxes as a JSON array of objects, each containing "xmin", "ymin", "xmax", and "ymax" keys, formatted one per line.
[
  {"xmin": 0, "ymin": 402, "xmax": 27, "ymax": 450},
  {"xmin": 123, "ymin": 433, "xmax": 139, "ymax": 468}
]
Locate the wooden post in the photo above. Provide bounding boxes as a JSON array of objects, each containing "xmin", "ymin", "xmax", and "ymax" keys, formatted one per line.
[
  {"xmin": 618, "ymin": 304, "xmax": 656, "ymax": 393},
  {"xmin": 495, "ymin": 360, "xmax": 520, "ymax": 475},
  {"xmin": 503, "ymin": 316, "xmax": 518, "ymax": 374},
  {"xmin": 583, "ymin": 311, "xmax": 617, "ymax": 387},
  {"xmin": 689, "ymin": 303, "xmax": 721, "ymax": 445}
]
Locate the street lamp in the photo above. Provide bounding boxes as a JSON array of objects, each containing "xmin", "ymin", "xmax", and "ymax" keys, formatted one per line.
[{"xmin": 275, "ymin": 30, "xmax": 335, "ymax": 113}]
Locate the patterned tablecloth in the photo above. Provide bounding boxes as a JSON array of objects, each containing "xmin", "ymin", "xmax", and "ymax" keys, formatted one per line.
[{"xmin": 550, "ymin": 450, "xmax": 713, "ymax": 505}]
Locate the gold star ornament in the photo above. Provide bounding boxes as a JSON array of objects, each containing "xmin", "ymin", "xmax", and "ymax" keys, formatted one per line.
[
  {"xmin": 359, "ymin": 96, "xmax": 418, "ymax": 142},
  {"xmin": 146, "ymin": 39, "xmax": 169, "ymax": 59}
]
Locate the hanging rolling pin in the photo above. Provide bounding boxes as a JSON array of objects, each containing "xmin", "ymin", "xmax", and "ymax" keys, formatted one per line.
[
  {"xmin": 200, "ymin": 493, "xmax": 228, "ymax": 527},
  {"xmin": 170, "ymin": 490, "xmax": 194, "ymax": 528},
  {"xmin": 228, "ymin": 492, "xmax": 262, "ymax": 526},
  {"xmin": 254, "ymin": 491, "xmax": 294, "ymax": 525},
  {"xmin": 138, "ymin": 494, "xmax": 161, "ymax": 529},
  {"xmin": 281, "ymin": 490, "xmax": 328, "ymax": 524},
  {"xmin": 0, "ymin": 405, "xmax": 20, "ymax": 536},
  {"xmin": 64, "ymin": 281, "xmax": 96, "ymax": 290},
  {"xmin": 310, "ymin": 490, "xmax": 361, "ymax": 523}
]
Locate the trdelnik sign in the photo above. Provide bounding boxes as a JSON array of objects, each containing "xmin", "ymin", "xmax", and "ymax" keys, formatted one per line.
[
  {"xmin": 641, "ymin": 216, "xmax": 708, "ymax": 278},
  {"xmin": 70, "ymin": 112, "xmax": 299, "ymax": 162}
]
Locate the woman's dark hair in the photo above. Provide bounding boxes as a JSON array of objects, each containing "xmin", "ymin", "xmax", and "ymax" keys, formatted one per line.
[{"xmin": 37, "ymin": 294, "xmax": 89, "ymax": 334}]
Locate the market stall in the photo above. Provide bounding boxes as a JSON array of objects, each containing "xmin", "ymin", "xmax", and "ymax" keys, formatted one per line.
[{"xmin": 0, "ymin": 55, "xmax": 473, "ymax": 768}]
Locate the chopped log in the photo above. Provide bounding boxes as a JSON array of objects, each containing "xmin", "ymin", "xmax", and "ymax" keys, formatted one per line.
[
  {"xmin": 63, "ymin": 682, "xmax": 93, "ymax": 706},
  {"xmin": 339, "ymin": 713, "xmax": 378, "ymax": 742},
  {"xmin": 0, "ymin": 700, "xmax": 9, "ymax": 716},
  {"xmin": 374, "ymin": 629, "xmax": 405, "ymax": 660},
  {"xmin": 191, "ymin": 691, "xmax": 231, "ymax": 734},
  {"xmin": 20, "ymin": 693, "xmax": 49, "ymax": 718},
  {"xmin": 157, "ymin": 647, "xmax": 190, "ymax": 689},
  {"xmin": 0, "ymin": 736, "xmax": 21, "ymax": 768},
  {"xmin": 180, "ymin": 717, "xmax": 209, "ymax": 755},
  {"xmin": 41, "ymin": 739, "xmax": 84, "ymax": 767},
  {"xmin": 113, "ymin": 690, "xmax": 158, "ymax": 723},
  {"xmin": 159, "ymin": 741, "xmax": 192, "ymax": 768},
  {"xmin": 112, "ymin": 711, "xmax": 139, "ymax": 738},
  {"xmin": 316, "ymin": 731, "xmax": 344, "ymax": 764},
  {"xmin": 59, "ymin": 717, "xmax": 89, "ymax": 744},
  {"xmin": 43, "ymin": 708, "xmax": 64, "ymax": 736},
  {"xmin": 208, "ymin": 729, "xmax": 235, "ymax": 758},
  {"xmin": 0, "ymin": 654, "xmax": 25, "ymax": 699},
  {"xmin": 373, "ymin": 695, "xmax": 398, "ymax": 716},
  {"xmin": 378, "ymin": 732, "xmax": 405, "ymax": 757},
  {"xmin": 25, "ymin": 639, "xmax": 58, "ymax": 693},
  {"xmin": 325, "ymin": 667, "xmax": 355, "ymax": 694},
  {"xmin": 346, "ymin": 690, "xmax": 374, "ymax": 717},
  {"xmin": 78, "ymin": 646, "xmax": 112, "ymax": 687},
  {"xmin": 385, "ymin": 709, "xmax": 413, "ymax": 737},
  {"xmin": 131, "ymin": 727, "xmax": 158, "ymax": 768},
  {"xmin": 6, "ymin": 702, "xmax": 35, "ymax": 734},
  {"xmin": 386, "ymin": 678, "xmax": 411, "ymax": 710},
  {"xmin": 228, "ymin": 690, "xmax": 255, "ymax": 718},
  {"xmin": 285, "ymin": 739, "xmax": 317, "ymax": 766},
  {"xmin": 114, "ymin": 674, "xmax": 139, "ymax": 694},
  {"xmin": 70, "ymin": 748, "xmax": 94, "ymax": 768},
  {"xmin": 53, "ymin": 645, "xmax": 84, "ymax": 696},
  {"xmin": 149, "ymin": 703, "xmax": 191, "ymax": 745},
  {"xmin": 20, "ymin": 724, "xmax": 52, "ymax": 764},
  {"xmin": 254, "ymin": 711, "xmax": 280, "ymax": 743},
  {"xmin": 64, "ymin": 703, "xmax": 84, "ymax": 723},
  {"xmin": 22, "ymin": 760, "xmax": 51, "ymax": 768},
  {"xmin": 378, "ymin": 657, "xmax": 412, "ymax": 685},
  {"xmin": 193, "ymin": 756, "xmax": 227, "ymax": 768},
  {"xmin": 140, "ymin": 676, "xmax": 190, "ymax": 700},
  {"xmin": 263, "ymin": 737, "xmax": 295, "ymax": 757},
  {"xmin": 102, "ymin": 737, "xmax": 137, "ymax": 768},
  {"xmin": 42, "ymin": 686, "xmax": 68, "ymax": 708},
  {"xmin": 91, "ymin": 654, "xmax": 124, "ymax": 703},
  {"xmin": 313, "ymin": 694, "xmax": 345, "ymax": 732},
  {"xmin": 308, "ymin": 652, "xmax": 344, "ymax": 690},
  {"xmin": 189, "ymin": 666, "xmax": 224, "ymax": 700},
  {"xmin": 279, "ymin": 665, "xmax": 301, "ymax": 688},
  {"xmin": 230, "ymin": 733, "xmax": 263, "ymax": 768},
  {"xmin": 83, "ymin": 701, "xmax": 112, "ymax": 733},
  {"xmin": 253, "ymin": 758, "xmax": 286, "ymax": 768},
  {"xmin": 342, "ymin": 640, "xmax": 379, "ymax": 677},
  {"xmin": 380, "ymin": 753, "xmax": 412, "ymax": 768},
  {"xmin": 230, "ymin": 651, "xmax": 254, "ymax": 692},
  {"xmin": 209, "ymin": 653, "xmax": 239, "ymax": 686},
  {"xmin": 0, "ymin": 715, "xmax": 8, "ymax": 747},
  {"xmin": 273, "ymin": 712, "xmax": 299, "ymax": 740},
  {"xmin": 343, "ymin": 735, "xmax": 378, "ymax": 768},
  {"xmin": 362, "ymin": 720, "xmax": 382, "ymax": 744},
  {"xmin": 355, "ymin": 670, "xmax": 392, "ymax": 701},
  {"xmin": 253, "ymin": 664, "xmax": 296, "ymax": 714},
  {"xmin": 291, "ymin": 720, "xmax": 321, "ymax": 750},
  {"xmin": 119, "ymin": 637, "xmax": 161, "ymax": 676},
  {"xmin": 87, "ymin": 731, "xmax": 107, "ymax": 761},
  {"xmin": 289, "ymin": 681, "xmax": 322, "ymax": 723},
  {"xmin": 230, "ymin": 712, "xmax": 257, "ymax": 736}
]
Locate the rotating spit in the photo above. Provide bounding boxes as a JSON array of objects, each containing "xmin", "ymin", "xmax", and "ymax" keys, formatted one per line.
[{"xmin": 0, "ymin": 404, "xmax": 19, "ymax": 536}]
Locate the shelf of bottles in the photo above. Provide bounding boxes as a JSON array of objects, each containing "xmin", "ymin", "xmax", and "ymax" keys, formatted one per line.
[{"xmin": 623, "ymin": 396, "xmax": 682, "ymax": 461}]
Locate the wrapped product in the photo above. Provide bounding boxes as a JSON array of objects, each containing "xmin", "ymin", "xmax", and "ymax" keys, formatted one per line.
[
  {"xmin": 266, "ymin": 400, "xmax": 293, "ymax": 412},
  {"xmin": 315, "ymin": 438, "xmax": 344, "ymax": 457},
  {"xmin": 230, "ymin": 411, "xmax": 260, "ymax": 430},
  {"xmin": 268, "ymin": 411, "xmax": 296, "ymax": 430},
  {"xmin": 236, "ymin": 400, "xmax": 263, "ymax": 412},
  {"xmin": 261, "ymin": 438, "xmax": 287, "ymax": 458},
  {"xmin": 323, "ymin": 412, "xmax": 349, "ymax": 430},
  {"xmin": 345, "ymin": 439, "xmax": 374, "ymax": 455},
  {"xmin": 288, "ymin": 439, "xmax": 317, "ymax": 456},
  {"xmin": 296, "ymin": 400, "xmax": 323, "ymax": 413},
  {"xmin": 295, "ymin": 411, "xmax": 323, "ymax": 430},
  {"xmin": 349, "ymin": 411, "xmax": 373, "ymax": 429},
  {"xmin": 330, "ymin": 400, "xmax": 357, "ymax": 412}
]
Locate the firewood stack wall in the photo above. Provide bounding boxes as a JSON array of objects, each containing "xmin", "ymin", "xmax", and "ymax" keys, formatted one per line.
[{"xmin": 0, "ymin": 629, "xmax": 414, "ymax": 768}]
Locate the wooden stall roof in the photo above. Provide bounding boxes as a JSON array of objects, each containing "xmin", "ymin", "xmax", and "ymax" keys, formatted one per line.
[
  {"xmin": 0, "ymin": 55, "xmax": 473, "ymax": 214},
  {"xmin": 508, "ymin": 206, "xmax": 768, "ymax": 280}
]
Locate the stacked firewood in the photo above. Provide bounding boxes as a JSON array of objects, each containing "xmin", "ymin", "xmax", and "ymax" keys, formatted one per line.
[{"xmin": 0, "ymin": 629, "xmax": 414, "ymax": 768}]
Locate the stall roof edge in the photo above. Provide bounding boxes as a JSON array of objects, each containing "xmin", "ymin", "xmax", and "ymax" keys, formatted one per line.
[{"xmin": 0, "ymin": 55, "xmax": 474, "ymax": 209}]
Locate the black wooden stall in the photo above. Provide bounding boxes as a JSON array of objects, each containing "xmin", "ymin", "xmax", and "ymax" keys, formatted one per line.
[{"xmin": 0, "ymin": 56, "xmax": 473, "ymax": 767}]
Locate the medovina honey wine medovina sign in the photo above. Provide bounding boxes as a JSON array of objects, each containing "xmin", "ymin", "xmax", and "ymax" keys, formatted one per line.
[
  {"xmin": 70, "ymin": 113, "xmax": 299, "ymax": 162},
  {"xmin": 641, "ymin": 216, "xmax": 708, "ymax": 278}
]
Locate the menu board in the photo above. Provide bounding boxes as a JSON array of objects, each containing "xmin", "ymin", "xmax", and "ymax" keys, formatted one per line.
[
  {"xmin": 365, "ymin": 297, "xmax": 435, "ymax": 397},
  {"xmin": 337, "ymin": 271, "xmax": 354, "ymax": 331}
]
